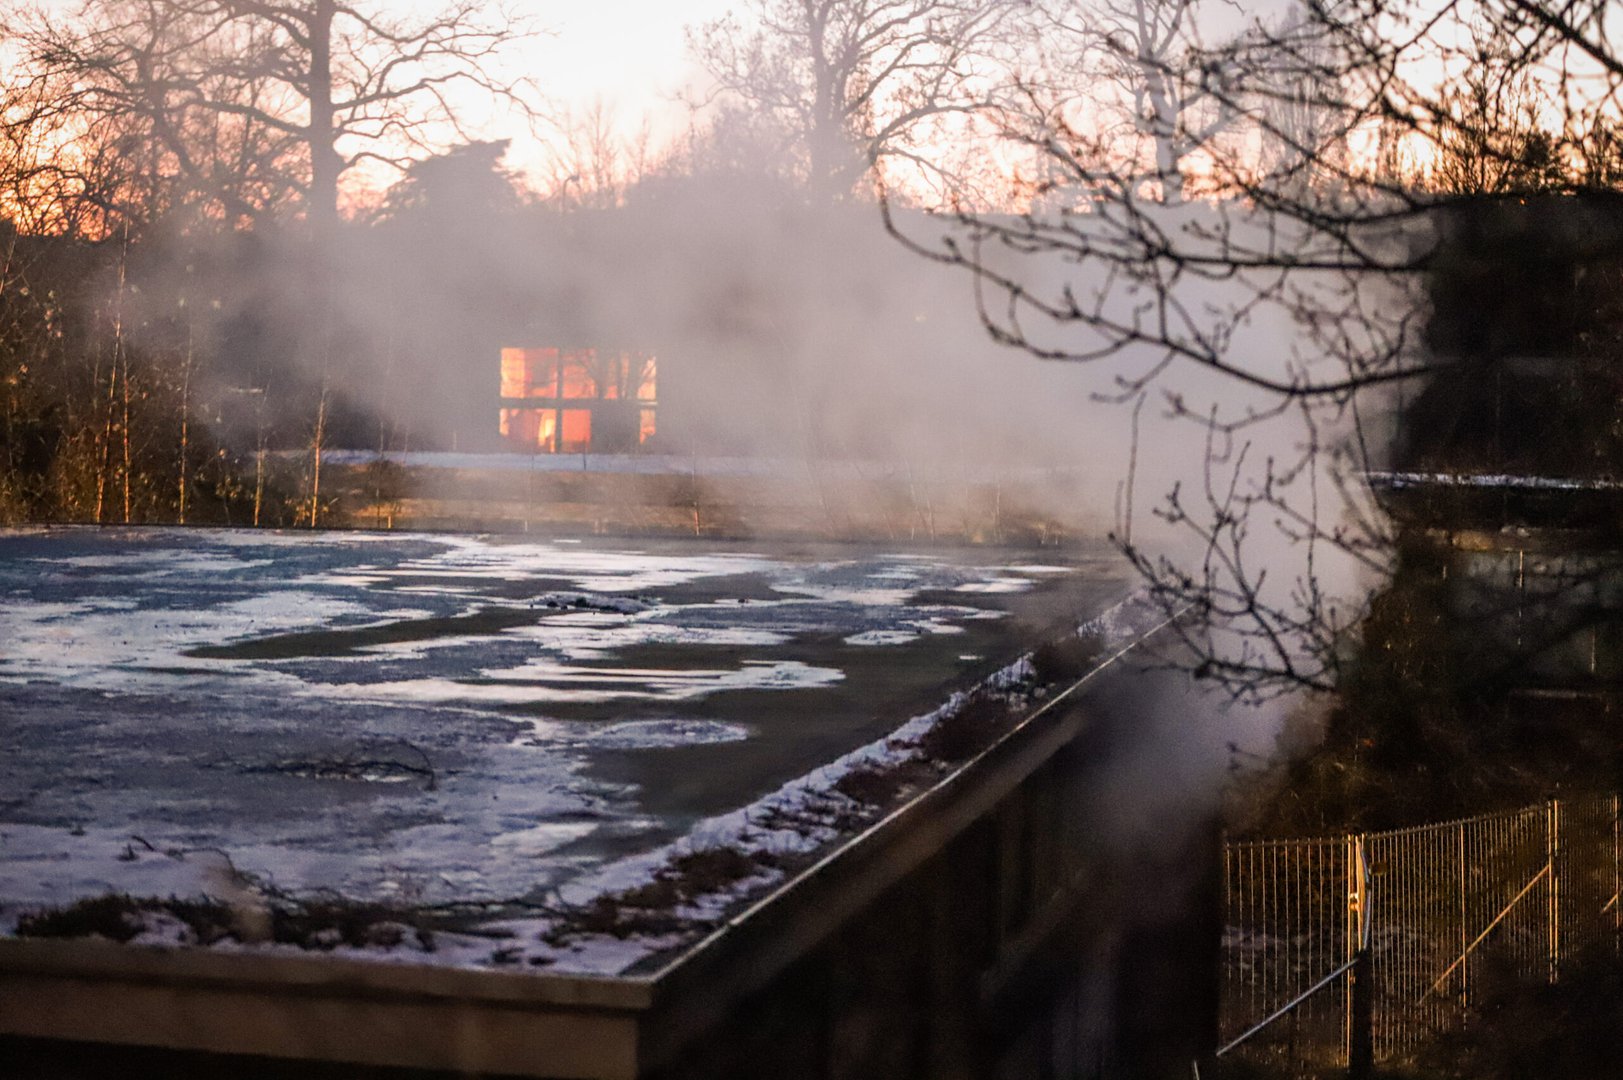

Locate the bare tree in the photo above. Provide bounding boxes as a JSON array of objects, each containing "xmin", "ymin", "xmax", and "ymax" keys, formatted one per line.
[
  {"xmin": 1426, "ymin": 22, "xmax": 1568, "ymax": 194},
  {"xmin": 5, "ymin": 2, "xmax": 306, "ymax": 233},
  {"xmin": 1244, "ymin": 0, "xmax": 1359, "ymax": 195},
  {"xmin": 1017, "ymin": 0, "xmax": 1247, "ymax": 205},
  {"xmin": 688, "ymin": 0, "xmax": 1018, "ymax": 201},
  {"xmin": 0, "ymin": 57, "xmax": 132, "ymax": 237},
  {"xmin": 884, "ymin": 0, "xmax": 1623, "ymax": 700},
  {"xmin": 540, "ymin": 100, "xmax": 663, "ymax": 211},
  {"xmin": 7, "ymin": 0, "xmax": 544, "ymax": 235}
]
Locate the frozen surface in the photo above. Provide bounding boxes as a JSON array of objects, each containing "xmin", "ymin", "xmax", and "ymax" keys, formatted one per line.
[
  {"xmin": 0, "ymin": 527, "xmax": 1134, "ymax": 971},
  {"xmin": 1367, "ymin": 470, "xmax": 1623, "ymax": 491}
]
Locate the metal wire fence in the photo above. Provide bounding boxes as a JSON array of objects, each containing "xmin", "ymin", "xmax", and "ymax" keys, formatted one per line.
[{"xmin": 1220, "ymin": 795, "xmax": 1623, "ymax": 1068}]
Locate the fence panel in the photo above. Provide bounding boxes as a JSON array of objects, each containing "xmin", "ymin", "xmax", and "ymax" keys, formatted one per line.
[
  {"xmin": 1220, "ymin": 838, "xmax": 1349, "ymax": 1068},
  {"xmin": 1560, "ymin": 795, "xmax": 1622, "ymax": 961},
  {"xmin": 1220, "ymin": 796, "xmax": 1622, "ymax": 1068}
]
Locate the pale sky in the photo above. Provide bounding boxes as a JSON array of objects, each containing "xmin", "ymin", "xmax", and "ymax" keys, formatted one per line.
[
  {"xmin": 525, "ymin": 0, "xmax": 735, "ymax": 121},
  {"xmin": 492, "ymin": 0, "xmax": 740, "ymax": 181}
]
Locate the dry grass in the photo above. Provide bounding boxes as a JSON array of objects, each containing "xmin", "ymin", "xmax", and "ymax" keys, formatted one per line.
[
  {"xmin": 832, "ymin": 759, "xmax": 936, "ymax": 807},
  {"xmin": 914, "ymin": 690, "xmax": 1013, "ymax": 763},
  {"xmin": 544, "ymin": 845, "xmax": 783, "ymax": 944},
  {"xmin": 1028, "ymin": 630, "xmax": 1104, "ymax": 686},
  {"xmin": 15, "ymin": 893, "xmax": 435, "ymax": 951},
  {"xmin": 15, "ymin": 895, "xmax": 154, "ymax": 943}
]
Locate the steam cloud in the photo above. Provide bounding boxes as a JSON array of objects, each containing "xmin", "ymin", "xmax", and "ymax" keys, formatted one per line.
[{"xmin": 114, "ymin": 161, "xmax": 1403, "ymax": 783}]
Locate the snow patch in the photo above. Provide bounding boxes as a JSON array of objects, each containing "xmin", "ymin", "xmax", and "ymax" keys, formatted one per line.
[{"xmin": 572, "ymin": 720, "xmax": 751, "ymax": 750}]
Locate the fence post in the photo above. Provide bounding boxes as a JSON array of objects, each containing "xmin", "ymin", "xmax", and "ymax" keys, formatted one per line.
[
  {"xmin": 1344, "ymin": 834, "xmax": 1356, "ymax": 1061},
  {"xmin": 1347, "ymin": 834, "xmax": 1374, "ymax": 1080},
  {"xmin": 1458, "ymin": 822, "xmax": 1468, "ymax": 1011},
  {"xmin": 1548, "ymin": 800, "xmax": 1561, "ymax": 985}
]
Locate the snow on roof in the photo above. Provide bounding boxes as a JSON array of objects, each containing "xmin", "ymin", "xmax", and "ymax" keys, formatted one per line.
[{"xmin": 0, "ymin": 527, "xmax": 1140, "ymax": 975}]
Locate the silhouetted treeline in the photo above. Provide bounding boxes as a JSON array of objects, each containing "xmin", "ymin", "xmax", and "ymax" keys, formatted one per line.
[
  {"xmin": 1, "ymin": 224, "xmax": 236, "ymax": 524},
  {"xmin": 0, "ymin": 139, "xmax": 556, "ymax": 527},
  {"xmin": 0, "ymin": 219, "xmax": 386, "ymax": 526}
]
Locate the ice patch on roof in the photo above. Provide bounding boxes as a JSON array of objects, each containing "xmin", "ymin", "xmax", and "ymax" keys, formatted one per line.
[
  {"xmin": 953, "ymin": 577, "xmax": 1035, "ymax": 594},
  {"xmin": 771, "ymin": 582, "xmax": 917, "ymax": 606},
  {"xmin": 319, "ymin": 659, "xmax": 844, "ymax": 707},
  {"xmin": 574, "ymin": 719, "xmax": 751, "ymax": 750},
  {"xmin": 501, "ymin": 621, "xmax": 792, "ymax": 662},
  {"xmin": 488, "ymin": 822, "xmax": 598, "ymax": 858},
  {"xmin": 54, "ymin": 552, "xmax": 276, "ymax": 578},
  {"xmin": 340, "ymin": 542, "xmax": 779, "ymax": 593},
  {"xmin": 844, "ymin": 629, "xmax": 921, "ymax": 646}
]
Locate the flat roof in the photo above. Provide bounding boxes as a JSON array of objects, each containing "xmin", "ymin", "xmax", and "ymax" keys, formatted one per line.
[{"xmin": 0, "ymin": 527, "xmax": 1136, "ymax": 976}]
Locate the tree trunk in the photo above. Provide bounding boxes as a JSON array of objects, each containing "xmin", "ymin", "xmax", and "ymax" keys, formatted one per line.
[
  {"xmin": 115, "ymin": 238, "xmax": 132, "ymax": 524},
  {"xmin": 253, "ymin": 437, "xmax": 266, "ymax": 527},
  {"xmin": 807, "ymin": 7, "xmax": 847, "ymax": 200},
  {"xmin": 306, "ymin": 0, "xmax": 341, "ymax": 238},
  {"xmin": 304, "ymin": 1, "xmax": 338, "ymax": 530},
  {"xmin": 178, "ymin": 312, "xmax": 192, "ymax": 525},
  {"xmin": 308, "ymin": 383, "xmax": 327, "ymax": 528},
  {"xmin": 120, "ymin": 343, "xmax": 131, "ymax": 524},
  {"xmin": 1140, "ymin": 66, "xmax": 1186, "ymax": 204},
  {"xmin": 95, "ymin": 353, "xmax": 115, "ymax": 525}
]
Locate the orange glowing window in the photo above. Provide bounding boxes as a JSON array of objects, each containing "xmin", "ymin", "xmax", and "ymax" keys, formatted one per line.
[
  {"xmin": 499, "ymin": 350, "xmax": 524, "ymax": 398},
  {"xmin": 560, "ymin": 350, "xmax": 597, "ymax": 399},
  {"xmin": 500, "ymin": 348, "xmax": 560, "ymax": 398},
  {"xmin": 499, "ymin": 347, "xmax": 657, "ymax": 453},
  {"xmin": 598, "ymin": 352, "xmax": 655, "ymax": 400},
  {"xmin": 499, "ymin": 407, "xmax": 557, "ymax": 451},
  {"xmin": 559, "ymin": 409, "xmax": 592, "ymax": 452}
]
